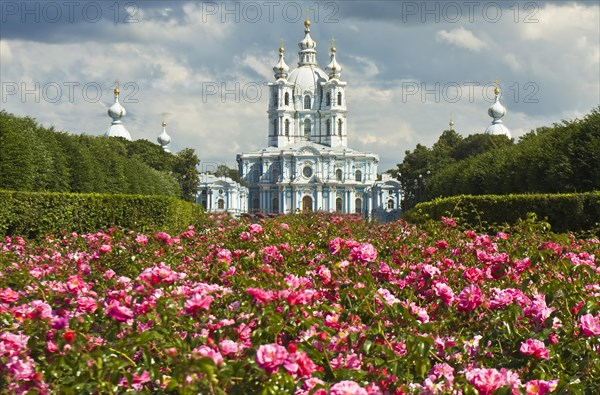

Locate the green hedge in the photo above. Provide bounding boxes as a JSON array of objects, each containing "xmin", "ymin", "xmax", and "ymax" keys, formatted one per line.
[
  {"xmin": 0, "ymin": 190, "xmax": 206, "ymax": 238},
  {"xmin": 403, "ymin": 192, "xmax": 600, "ymax": 234}
]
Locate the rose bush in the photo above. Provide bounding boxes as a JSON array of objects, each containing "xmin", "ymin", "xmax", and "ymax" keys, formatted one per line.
[{"xmin": 0, "ymin": 212, "xmax": 599, "ymax": 394}]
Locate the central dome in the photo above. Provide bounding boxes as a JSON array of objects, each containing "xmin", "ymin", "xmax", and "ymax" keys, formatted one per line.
[{"xmin": 287, "ymin": 66, "xmax": 328, "ymax": 94}]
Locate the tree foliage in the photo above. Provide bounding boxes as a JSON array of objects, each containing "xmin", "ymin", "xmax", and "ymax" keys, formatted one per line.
[
  {"xmin": 0, "ymin": 111, "xmax": 200, "ymax": 200},
  {"xmin": 397, "ymin": 106, "xmax": 600, "ymax": 209},
  {"xmin": 173, "ymin": 148, "xmax": 201, "ymax": 202},
  {"xmin": 213, "ymin": 164, "xmax": 241, "ymax": 183}
]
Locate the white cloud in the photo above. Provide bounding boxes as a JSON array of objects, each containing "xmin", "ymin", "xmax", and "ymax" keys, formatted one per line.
[
  {"xmin": 347, "ymin": 55, "xmax": 380, "ymax": 78},
  {"xmin": 1, "ymin": 1, "xmax": 598, "ymax": 173},
  {"xmin": 435, "ymin": 27, "xmax": 486, "ymax": 52},
  {"xmin": 236, "ymin": 54, "xmax": 275, "ymax": 81},
  {"xmin": 0, "ymin": 41, "xmax": 12, "ymax": 63},
  {"xmin": 503, "ymin": 53, "xmax": 522, "ymax": 73},
  {"xmin": 521, "ymin": 3, "xmax": 599, "ymax": 42}
]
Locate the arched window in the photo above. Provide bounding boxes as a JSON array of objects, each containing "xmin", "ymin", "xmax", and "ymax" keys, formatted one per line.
[
  {"xmin": 336, "ymin": 197, "xmax": 343, "ymax": 211},
  {"xmin": 272, "ymin": 167, "xmax": 280, "ymax": 181},
  {"xmin": 284, "ymin": 92, "xmax": 289, "ymax": 105},
  {"xmin": 272, "ymin": 197, "xmax": 279, "ymax": 213},
  {"xmin": 252, "ymin": 198, "xmax": 260, "ymax": 213},
  {"xmin": 337, "ymin": 92, "xmax": 342, "ymax": 105},
  {"xmin": 355, "ymin": 198, "xmax": 362, "ymax": 214},
  {"xmin": 338, "ymin": 119, "xmax": 343, "ymax": 136},
  {"xmin": 304, "ymin": 119, "xmax": 311, "ymax": 140},
  {"xmin": 273, "ymin": 91, "xmax": 278, "ymax": 106},
  {"xmin": 326, "ymin": 92, "xmax": 331, "ymax": 106},
  {"xmin": 355, "ymin": 170, "xmax": 362, "ymax": 182},
  {"xmin": 217, "ymin": 199, "xmax": 225, "ymax": 210},
  {"xmin": 336, "ymin": 169, "xmax": 343, "ymax": 181},
  {"xmin": 387, "ymin": 199, "xmax": 395, "ymax": 210},
  {"xmin": 273, "ymin": 119, "xmax": 278, "ymax": 136},
  {"xmin": 201, "ymin": 200, "xmax": 207, "ymax": 209},
  {"xmin": 285, "ymin": 119, "xmax": 290, "ymax": 136},
  {"xmin": 304, "ymin": 95, "xmax": 311, "ymax": 110},
  {"xmin": 326, "ymin": 119, "xmax": 331, "ymax": 134},
  {"xmin": 253, "ymin": 169, "xmax": 260, "ymax": 182}
]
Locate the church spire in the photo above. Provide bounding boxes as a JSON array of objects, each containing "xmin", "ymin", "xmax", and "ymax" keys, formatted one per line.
[
  {"xmin": 157, "ymin": 119, "xmax": 172, "ymax": 152},
  {"xmin": 104, "ymin": 80, "xmax": 131, "ymax": 140},
  {"xmin": 273, "ymin": 41, "xmax": 290, "ymax": 80},
  {"xmin": 325, "ymin": 37, "xmax": 342, "ymax": 79},
  {"xmin": 484, "ymin": 83, "xmax": 512, "ymax": 138},
  {"xmin": 297, "ymin": 16, "xmax": 317, "ymax": 66}
]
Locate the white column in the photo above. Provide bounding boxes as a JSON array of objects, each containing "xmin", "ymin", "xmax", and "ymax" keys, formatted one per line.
[{"xmin": 316, "ymin": 186, "xmax": 322, "ymax": 211}]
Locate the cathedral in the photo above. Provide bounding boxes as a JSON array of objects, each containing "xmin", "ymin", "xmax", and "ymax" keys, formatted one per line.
[
  {"xmin": 101, "ymin": 17, "xmax": 512, "ymax": 222},
  {"xmin": 236, "ymin": 18, "xmax": 401, "ymax": 219}
]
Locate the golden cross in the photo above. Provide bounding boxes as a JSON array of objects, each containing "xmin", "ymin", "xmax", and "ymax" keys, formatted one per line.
[
  {"xmin": 493, "ymin": 78, "xmax": 500, "ymax": 86},
  {"xmin": 114, "ymin": 79, "xmax": 119, "ymax": 89},
  {"xmin": 279, "ymin": 38, "xmax": 285, "ymax": 48},
  {"xmin": 331, "ymin": 36, "xmax": 336, "ymax": 46}
]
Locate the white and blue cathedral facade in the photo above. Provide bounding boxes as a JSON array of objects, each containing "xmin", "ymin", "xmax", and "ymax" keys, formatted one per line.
[
  {"xmin": 236, "ymin": 18, "xmax": 402, "ymax": 219},
  {"xmin": 100, "ymin": 18, "xmax": 513, "ymax": 222},
  {"xmin": 197, "ymin": 174, "xmax": 248, "ymax": 217}
]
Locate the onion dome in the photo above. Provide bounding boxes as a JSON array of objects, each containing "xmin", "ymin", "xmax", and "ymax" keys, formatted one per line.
[
  {"xmin": 485, "ymin": 86, "xmax": 511, "ymax": 138},
  {"xmin": 325, "ymin": 41, "xmax": 342, "ymax": 80},
  {"xmin": 104, "ymin": 82, "xmax": 131, "ymax": 140},
  {"xmin": 298, "ymin": 18, "xmax": 317, "ymax": 66},
  {"xmin": 157, "ymin": 121, "xmax": 171, "ymax": 152},
  {"xmin": 273, "ymin": 45, "xmax": 290, "ymax": 80}
]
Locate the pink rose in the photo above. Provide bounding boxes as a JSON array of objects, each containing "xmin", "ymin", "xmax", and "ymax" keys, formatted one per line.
[
  {"xmin": 457, "ymin": 284, "xmax": 483, "ymax": 312},
  {"xmin": 525, "ymin": 379, "xmax": 558, "ymax": 395},
  {"xmin": 249, "ymin": 224, "xmax": 263, "ymax": 234},
  {"xmin": 6, "ymin": 356, "xmax": 36, "ymax": 381},
  {"xmin": 580, "ymin": 314, "xmax": 600, "ymax": 337},
  {"xmin": 76, "ymin": 296, "xmax": 98, "ymax": 314},
  {"xmin": 284, "ymin": 350, "xmax": 319, "ymax": 378},
  {"xmin": 330, "ymin": 380, "xmax": 368, "ymax": 395},
  {"xmin": 256, "ymin": 343, "xmax": 287, "ymax": 374},
  {"xmin": 98, "ymin": 244, "xmax": 112, "ymax": 254},
  {"xmin": 520, "ymin": 338, "xmax": 549, "ymax": 359},
  {"xmin": 465, "ymin": 368, "xmax": 507, "ymax": 395},
  {"xmin": 349, "ymin": 243, "xmax": 378, "ymax": 263},
  {"xmin": 193, "ymin": 345, "xmax": 223, "ymax": 366},
  {"xmin": 105, "ymin": 301, "xmax": 134, "ymax": 323},
  {"xmin": 434, "ymin": 282, "xmax": 456, "ymax": 306},
  {"xmin": 184, "ymin": 293, "xmax": 214, "ymax": 315},
  {"xmin": 219, "ymin": 339, "xmax": 240, "ymax": 356},
  {"xmin": 0, "ymin": 288, "xmax": 20, "ymax": 303}
]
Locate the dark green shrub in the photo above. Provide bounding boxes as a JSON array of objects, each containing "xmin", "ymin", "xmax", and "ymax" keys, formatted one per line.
[
  {"xmin": 403, "ymin": 192, "xmax": 600, "ymax": 235},
  {"xmin": 0, "ymin": 190, "xmax": 206, "ymax": 238}
]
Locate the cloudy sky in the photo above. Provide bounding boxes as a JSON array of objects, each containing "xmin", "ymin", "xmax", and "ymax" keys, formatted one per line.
[{"xmin": 1, "ymin": 0, "xmax": 598, "ymax": 172}]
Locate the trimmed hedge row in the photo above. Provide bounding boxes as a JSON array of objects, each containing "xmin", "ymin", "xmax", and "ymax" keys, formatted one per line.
[
  {"xmin": 403, "ymin": 192, "xmax": 600, "ymax": 234},
  {"xmin": 0, "ymin": 190, "xmax": 206, "ymax": 238}
]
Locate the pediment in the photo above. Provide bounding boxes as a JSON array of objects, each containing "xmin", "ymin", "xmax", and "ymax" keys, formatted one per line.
[{"xmin": 297, "ymin": 146, "xmax": 320, "ymax": 156}]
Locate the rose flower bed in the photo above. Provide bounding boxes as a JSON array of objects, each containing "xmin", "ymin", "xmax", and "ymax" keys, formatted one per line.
[{"xmin": 1, "ymin": 212, "xmax": 599, "ymax": 394}]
